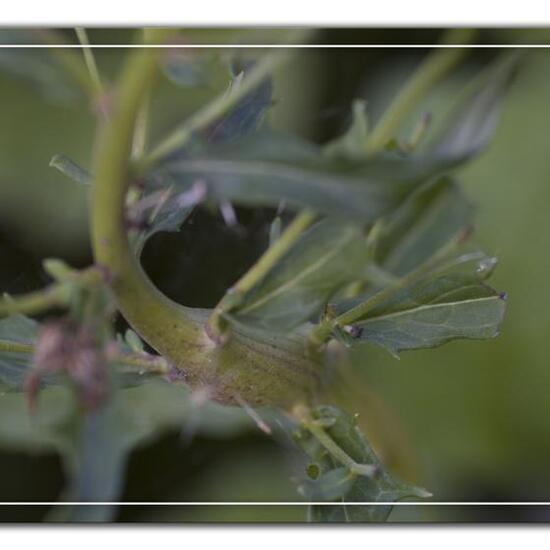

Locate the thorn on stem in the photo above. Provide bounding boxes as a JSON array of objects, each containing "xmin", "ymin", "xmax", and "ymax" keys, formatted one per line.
[
  {"xmin": 234, "ymin": 394, "xmax": 272, "ymax": 435},
  {"xmin": 204, "ymin": 317, "xmax": 231, "ymax": 347},
  {"xmin": 219, "ymin": 200, "xmax": 239, "ymax": 228}
]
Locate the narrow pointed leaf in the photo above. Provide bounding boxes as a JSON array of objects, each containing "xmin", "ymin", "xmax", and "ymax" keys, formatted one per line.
[
  {"xmin": 50, "ymin": 154, "xmax": 91, "ymax": 186},
  {"xmin": 376, "ymin": 177, "xmax": 473, "ymax": 276}
]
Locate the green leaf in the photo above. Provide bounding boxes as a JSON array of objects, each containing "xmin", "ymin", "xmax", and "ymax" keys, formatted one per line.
[
  {"xmin": 324, "ymin": 99, "xmax": 369, "ymax": 159},
  {"xmin": 0, "ymin": 379, "xmax": 254, "ymax": 520},
  {"xmin": 228, "ymin": 219, "xmax": 369, "ymax": 331},
  {"xmin": 0, "ymin": 314, "xmax": 164, "ymax": 392},
  {"xmin": 337, "ymin": 273, "xmax": 507, "ymax": 355},
  {"xmin": 49, "ymin": 377, "xmax": 252, "ymax": 521},
  {"xmin": 0, "ymin": 314, "xmax": 37, "ymax": 390},
  {"xmin": 150, "ymin": 129, "xmax": 417, "ymax": 222},
  {"xmin": 51, "ymin": 393, "xmax": 133, "ymax": 521},
  {"xmin": 205, "ymin": 60, "xmax": 273, "ymax": 143},
  {"xmin": 0, "ymin": 30, "xmax": 82, "ymax": 102},
  {"xmin": 295, "ymin": 406, "xmax": 430, "ymax": 523},
  {"xmin": 342, "ymin": 54, "xmax": 518, "ymax": 184},
  {"xmin": 375, "ymin": 177, "xmax": 473, "ymax": 276},
  {"xmin": 0, "ymin": 380, "xmax": 252, "ymax": 452},
  {"xmin": 50, "ymin": 154, "xmax": 91, "ymax": 186},
  {"xmin": 163, "ymin": 50, "xmax": 209, "ymax": 88},
  {"xmin": 429, "ymin": 54, "xmax": 519, "ymax": 162},
  {"xmin": 48, "ymin": 153, "xmax": 194, "ymax": 251},
  {"xmin": 131, "ymin": 192, "xmax": 195, "ymax": 254},
  {"xmin": 298, "ymin": 467, "xmax": 356, "ymax": 501}
]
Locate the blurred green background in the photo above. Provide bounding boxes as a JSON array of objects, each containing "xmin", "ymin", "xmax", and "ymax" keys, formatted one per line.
[{"xmin": 0, "ymin": 27, "xmax": 549, "ymax": 522}]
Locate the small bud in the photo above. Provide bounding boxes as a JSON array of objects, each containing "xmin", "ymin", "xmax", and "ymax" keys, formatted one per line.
[
  {"xmin": 306, "ymin": 463, "xmax": 320, "ymax": 480},
  {"xmin": 323, "ymin": 303, "xmax": 338, "ymax": 321},
  {"xmin": 26, "ymin": 319, "xmax": 109, "ymax": 413},
  {"xmin": 343, "ymin": 325, "xmax": 363, "ymax": 339}
]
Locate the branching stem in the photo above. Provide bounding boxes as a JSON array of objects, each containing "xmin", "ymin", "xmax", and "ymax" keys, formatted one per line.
[
  {"xmin": 294, "ymin": 405, "xmax": 376, "ymax": 477},
  {"xmin": 0, "ymin": 267, "xmax": 103, "ymax": 318},
  {"xmin": 207, "ymin": 209, "xmax": 316, "ymax": 337},
  {"xmin": 309, "ymin": 228, "xmax": 470, "ymax": 346},
  {"xmin": 308, "ymin": 29, "xmax": 476, "ymax": 348},
  {"xmin": 0, "ymin": 339, "xmax": 170, "ymax": 375},
  {"xmin": 75, "ymin": 27, "xmax": 104, "ymax": 98},
  {"xmin": 39, "ymin": 29, "xmax": 98, "ymax": 98},
  {"xmin": 365, "ymin": 28, "xmax": 476, "ymax": 154},
  {"xmin": 136, "ymin": 48, "xmax": 290, "ymax": 171}
]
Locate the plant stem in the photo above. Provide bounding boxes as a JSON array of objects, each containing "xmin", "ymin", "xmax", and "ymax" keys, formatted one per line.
[
  {"xmin": 132, "ymin": 90, "xmax": 150, "ymax": 159},
  {"xmin": 0, "ymin": 267, "xmax": 103, "ymax": 318},
  {"xmin": 40, "ymin": 30, "xmax": 98, "ymax": 98},
  {"xmin": 0, "ymin": 287, "xmax": 68, "ymax": 317},
  {"xmin": 109, "ymin": 352, "xmax": 170, "ymax": 374},
  {"xmin": 294, "ymin": 406, "xmax": 376, "ymax": 477},
  {"xmin": 75, "ymin": 27, "xmax": 104, "ymax": 98},
  {"xmin": 364, "ymin": 28, "xmax": 476, "ymax": 154},
  {"xmin": 136, "ymin": 48, "xmax": 290, "ymax": 171},
  {"xmin": 235, "ymin": 210, "xmax": 316, "ymax": 296},
  {"xmin": 0, "ymin": 339, "xmax": 169, "ymax": 375},
  {"xmin": 90, "ymin": 29, "xmax": 210, "ymax": 353},
  {"xmin": 0, "ymin": 341, "xmax": 32, "ymax": 354},
  {"xmin": 131, "ymin": 29, "xmax": 156, "ymax": 159},
  {"xmin": 207, "ymin": 209, "xmax": 316, "ymax": 336},
  {"xmin": 308, "ymin": 30, "xmax": 476, "ymax": 348}
]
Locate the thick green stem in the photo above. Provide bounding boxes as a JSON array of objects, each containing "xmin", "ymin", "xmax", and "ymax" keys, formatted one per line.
[
  {"xmin": 90, "ymin": 32, "xmax": 200, "ymax": 344},
  {"xmin": 89, "ymin": 34, "xmax": 321, "ymax": 409},
  {"xmin": 365, "ymin": 28, "xmax": 476, "ymax": 154}
]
